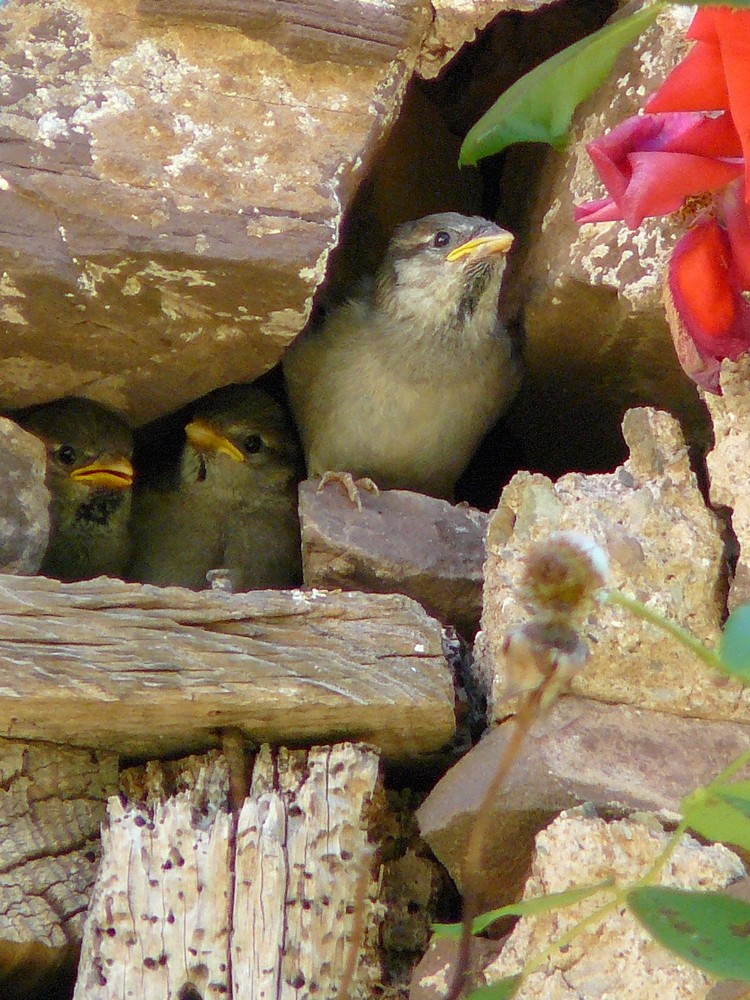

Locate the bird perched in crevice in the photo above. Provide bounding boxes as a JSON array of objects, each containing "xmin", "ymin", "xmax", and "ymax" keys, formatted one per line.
[
  {"xmin": 283, "ymin": 212, "xmax": 521, "ymax": 501},
  {"xmin": 16, "ymin": 397, "xmax": 135, "ymax": 582},
  {"xmin": 127, "ymin": 384, "xmax": 302, "ymax": 592}
]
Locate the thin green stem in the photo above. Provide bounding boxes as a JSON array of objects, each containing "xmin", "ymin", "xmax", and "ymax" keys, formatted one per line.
[
  {"xmin": 706, "ymin": 745, "xmax": 750, "ymax": 789},
  {"xmin": 604, "ymin": 589, "xmax": 725, "ymax": 673}
]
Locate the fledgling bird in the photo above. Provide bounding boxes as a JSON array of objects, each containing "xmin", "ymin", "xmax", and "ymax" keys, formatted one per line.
[
  {"xmin": 16, "ymin": 398, "xmax": 135, "ymax": 582},
  {"xmin": 283, "ymin": 212, "xmax": 521, "ymax": 500},
  {"xmin": 127, "ymin": 385, "xmax": 302, "ymax": 591}
]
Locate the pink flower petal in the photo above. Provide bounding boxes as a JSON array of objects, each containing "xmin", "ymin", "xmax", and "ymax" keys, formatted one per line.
[{"xmin": 573, "ymin": 198, "xmax": 623, "ymax": 224}]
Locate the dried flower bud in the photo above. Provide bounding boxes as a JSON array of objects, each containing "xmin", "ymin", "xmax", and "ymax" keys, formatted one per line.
[
  {"xmin": 519, "ymin": 532, "xmax": 609, "ymax": 622},
  {"xmin": 502, "ymin": 619, "xmax": 589, "ymax": 701}
]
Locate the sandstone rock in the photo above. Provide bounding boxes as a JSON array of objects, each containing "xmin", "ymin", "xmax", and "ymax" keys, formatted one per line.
[
  {"xmin": 475, "ymin": 407, "xmax": 743, "ymax": 724},
  {"xmin": 0, "ymin": 419, "xmax": 50, "ymax": 575},
  {"xmin": 482, "ymin": 810, "xmax": 745, "ymax": 999},
  {"xmin": 299, "ymin": 479, "xmax": 488, "ymax": 631},
  {"xmin": 417, "ymin": 0, "xmax": 554, "ymax": 80},
  {"xmin": 705, "ymin": 356, "xmax": 750, "ymax": 610},
  {"xmin": 502, "ymin": 4, "xmax": 709, "ymax": 476},
  {"xmin": 0, "ymin": 0, "xmax": 428, "ymax": 424},
  {"xmin": 409, "ymin": 937, "xmax": 502, "ymax": 1000},
  {"xmin": 416, "ymin": 697, "xmax": 750, "ymax": 908}
]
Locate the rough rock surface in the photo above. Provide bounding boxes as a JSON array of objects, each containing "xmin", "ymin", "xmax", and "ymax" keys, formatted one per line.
[
  {"xmin": 0, "ymin": 0, "xmax": 429, "ymax": 423},
  {"xmin": 417, "ymin": 697, "xmax": 750, "ymax": 908},
  {"xmin": 502, "ymin": 4, "xmax": 708, "ymax": 476},
  {"xmin": 705, "ymin": 356, "xmax": 750, "ymax": 610},
  {"xmin": 299, "ymin": 479, "xmax": 488, "ymax": 631},
  {"xmin": 482, "ymin": 810, "xmax": 745, "ymax": 999},
  {"xmin": 417, "ymin": 0, "xmax": 561, "ymax": 80},
  {"xmin": 0, "ymin": 419, "xmax": 50, "ymax": 575},
  {"xmin": 475, "ymin": 407, "xmax": 739, "ymax": 723}
]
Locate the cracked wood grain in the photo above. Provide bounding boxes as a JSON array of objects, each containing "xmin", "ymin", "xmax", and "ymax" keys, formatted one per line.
[
  {"xmin": 0, "ymin": 575, "xmax": 455, "ymax": 758},
  {"xmin": 74, "ymin": 745, "xmax": 384, "ymax": 1000}
]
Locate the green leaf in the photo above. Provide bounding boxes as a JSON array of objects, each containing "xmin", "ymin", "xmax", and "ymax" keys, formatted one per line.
[
  {"xmin": 459, "ymin": 3, "xmax": 662, "ymax": 166},
  {"xmin": 628, "ymin": 887, "xmax": 750, "ymax": 979},
  {"xmin": 432, "ymin": 881, "xmax": 614, "ymax": 939},
  {"xmin": 683, "ymin": 796, "xmax": 750, "ymax": 852},
  {"xmin": 718, "ymin": 781, "xmax": 750, "ymax": 818},
  {"xmin": 467, "ymin": 975, "xmax": 522, "ymax": 1000},
  {"xmin": 719, "ymin": 605, "xmax": 750, "ymax": 680}
]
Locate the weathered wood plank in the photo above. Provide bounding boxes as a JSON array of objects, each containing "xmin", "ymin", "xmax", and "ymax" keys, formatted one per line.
[
  {"xmin": 74, "ymin": 746, "xmax": 384, "ymax": 1000},
  {"xmin": 0, "ymin": 575, "xmax": 454, "ymax": 758}
]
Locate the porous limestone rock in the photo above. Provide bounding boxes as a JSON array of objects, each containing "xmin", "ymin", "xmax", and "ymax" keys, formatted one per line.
[
  {"xmin": 482, "ymin": 809, "xmax": 745, "ymax": 1000},
  {"xmin": 502, "ymin": 3, "xmax": 708, "ymax": 476},
  {"xmin": 476, "ymin": 407, "xmax": 741, "ymax": 723},
  {"xmin": 417, "ymin": 697, "xmax": 750, "ymax": 909},
  {"xmin": 0, "ymin": 419, "xmax": 50, "ymax": 575},
  {"xmin": 0, "ymin": 0, "xmax": 429, "ymax": 424},
  {"xmin": 705, "ymin": 356, "xmax": 750, "ymax": 610}
]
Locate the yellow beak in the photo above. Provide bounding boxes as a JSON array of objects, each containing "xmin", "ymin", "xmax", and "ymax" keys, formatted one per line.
[
  {"xmin": 185, "ymin": 419, "xmax": 245, "ymax": 463},
  {"xmin": 446, "ymin": 230, "xmax": 514, "ymax": 262},
  {"xmin": 70, "ymin": 457, "xmax": 134, "ymax": 490}
]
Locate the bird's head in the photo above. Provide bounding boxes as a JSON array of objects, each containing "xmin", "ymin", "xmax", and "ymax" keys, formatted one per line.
[
  {"xmin": 182, "ymin": 385, "xmax": 302, "ymax": 493},
  {"xmin": 374, "ymin": 213, "xmax": 514, "ymax": 336},
  {"xmin": 18, "ymin": 398, "xmax": 135, "ymax": 504}
]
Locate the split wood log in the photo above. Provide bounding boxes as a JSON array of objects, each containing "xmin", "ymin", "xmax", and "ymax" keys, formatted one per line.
[
  {"xmin": 74, "ymin": 744, "xmax": 384, "ymax": 1000},
  {"xmin": 0, "ymin": 575, "xmax": 454, "ymax": 759},
  {"xmin": 0, "ymin": 738, "xmax": 118, "ymax": 998}
]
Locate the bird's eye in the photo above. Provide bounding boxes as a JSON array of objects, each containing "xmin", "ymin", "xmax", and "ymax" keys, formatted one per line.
[
  {"xmin": 55, "ymin": 444, "xmax": 77, "ymax": 466},
  {"xmin": 243, "ymin": 434, "xmax": 263, "ymax": 454},
  {"xmin": 433, "ymin": 231, "xmax": 452, "ymax": 248}
]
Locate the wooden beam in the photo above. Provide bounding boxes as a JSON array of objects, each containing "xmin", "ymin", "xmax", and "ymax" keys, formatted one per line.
[{"xmin": 0, "ymin": 576, "xmax": 454, "ymax": 759}]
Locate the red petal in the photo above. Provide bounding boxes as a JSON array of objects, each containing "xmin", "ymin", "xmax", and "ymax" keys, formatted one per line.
[
  {"xmin": 646, "ymin": 43, "xmax": 729, "ymax": 114},
  {"xmin": 669, "ymin": 220, "xmax": 750, "ymax": 360},
  {"xmin": 617, "ymin": 151, "xmax": 741, "ymax": 228},
  {"xmin": 720, "ymin": 179, "xmax": 750, "ymax": 289}
]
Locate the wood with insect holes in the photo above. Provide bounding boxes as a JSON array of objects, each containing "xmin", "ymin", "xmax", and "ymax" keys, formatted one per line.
[
  {"xmin": 74, "ymin": 744, "xmax": 385, "ymax": 1000},
  {"xmin": 0, "ymin": 575, "xmax": 454, "ymax": 758},
  {"xmin": 0, "ymin": 737, "xmax": 118, "ymax": 999}
]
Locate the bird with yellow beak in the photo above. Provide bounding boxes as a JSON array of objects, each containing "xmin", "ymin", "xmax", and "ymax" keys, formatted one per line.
[
  {"xmin": 283, "ymin": 212, "xmax": 521, "ymax": 501},
  {"xmin": 127, "ymin": 384, "xmax": 302, "ymax": 591},
  {"xmin": 16, "ymin": 397, "xmax": 135, "ymax": 582}
]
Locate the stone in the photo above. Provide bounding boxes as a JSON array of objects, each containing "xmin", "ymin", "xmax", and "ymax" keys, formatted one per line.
[
  {"xmin": 475, "ymin": 407, "xmax": 743, "ymax": 724},
  {"xmin": 0, "ymin": 418, "xmax": 50, "ymax": 575},
  {"xmin": 409, "ymin": 937, "xmax": 502, "ymax": 1000},
  {"xmin": 417, "ymin": 697, "xmax": 750, "ymax": 909},
  {"xmin": 0, "ymin": 0, "xmax": 429, "ymax": 424},
  {"xmin": 418, "ymin": 0, "xmax": 555, "ymax": 81},
  {"xmin": 482, "ymin": 809, "xmax": 745, "ymax": 999},
  {"xmin": 299, "ymin": 479, "xmax": 488, "ymax": 632},
  {"xmin": 501, "ymin": 4, "xmax": 709, "ymax": 476},
  {"xmin": 705, "ymin": 356, "xmax": 750, "ymax": 610}
]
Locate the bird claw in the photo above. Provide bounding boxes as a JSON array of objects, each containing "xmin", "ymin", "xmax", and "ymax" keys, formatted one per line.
[{"xmin": 316, "ymin": 471, "xmax": 379, "ymax": 511}]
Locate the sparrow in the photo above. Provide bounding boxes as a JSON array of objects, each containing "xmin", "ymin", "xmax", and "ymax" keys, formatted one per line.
[
  {"xmin": 283, "ymin": 212, "xmax": 521, "ymax": 501},
  {"xmin": 15, "ymin": 397, "xmax": 135, "ymax": 582},
  {"xmin": 127, "ymin": 384, "xmax": 302, "ymax": 591}
]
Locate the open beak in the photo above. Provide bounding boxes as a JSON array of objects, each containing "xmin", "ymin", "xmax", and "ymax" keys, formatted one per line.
[
  {"xmin": 70, "ymin": 457, "xmax": 134, "ymax": 490},
  {"xmin": 446, "ymin": 230, "xmax": 514, "ymax": 262},
  {"xmin": 186, "ymin": 419, "xmax": 245, "ymax": 463}
]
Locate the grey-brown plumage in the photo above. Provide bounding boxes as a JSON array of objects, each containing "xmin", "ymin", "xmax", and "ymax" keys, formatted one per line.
[
  {"xmin": 283, "ymin": 212, "xmax": 521, "ymax": 500},
  {"xmin": 16, "ymin": 398, "xmax": 134, "ymax": 582},
  {"xmin": 127, "ymin": 385, "xmax": 302, "ymax": 591}
]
